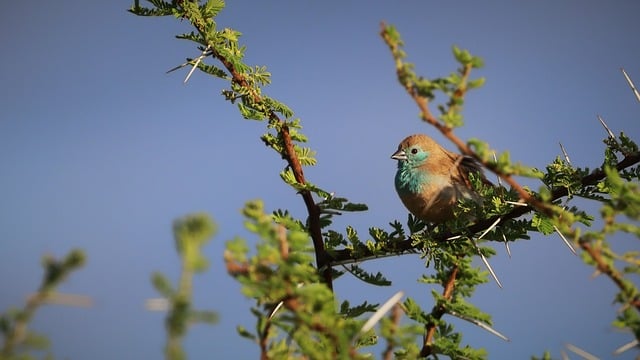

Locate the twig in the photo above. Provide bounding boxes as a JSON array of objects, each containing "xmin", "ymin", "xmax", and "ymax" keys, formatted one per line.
[
  {"xmin": 327, "ymin": 151, "xmax": 640, "ymax": 264},
  {"xmin": 580, "ymin": 241, "xmax": 640, "ymax": 312},
  {"xmin": 380, "ymin": 22, "xmax": 553, "ymax": 219},
  {"xmin": 179, "ymin": 10, "xmax": 331, "ymax": 290},
  {"xmin": 382, "ymin": 303, "xmax": 402, "ymax": 360},
  {"xmin": 421, "ymin": 265, "xmax": 459, "ymax": 357}
]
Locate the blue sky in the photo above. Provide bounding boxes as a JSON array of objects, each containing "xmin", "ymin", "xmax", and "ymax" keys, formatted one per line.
[{"xmin": 1, "ymin": 1, "xmax": 639, "ymax": 359}]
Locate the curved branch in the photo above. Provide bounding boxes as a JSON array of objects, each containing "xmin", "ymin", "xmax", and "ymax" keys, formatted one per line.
[
  {"xmin": 180, "ymin": 12, "xmax": 332, "ymax": 289},
  {"xmin": 328, "ymin": 152, "xmax": 640, "ymax": 264}
]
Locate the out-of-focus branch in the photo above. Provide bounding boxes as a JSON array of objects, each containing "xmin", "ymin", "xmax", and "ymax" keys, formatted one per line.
[
  {"xmin": 421, "ymin": 265, "xmax": 459, "ymax": 357},
  {"xmin": 580, "ymin": 241, "xmax": 640, "ymax": 312}
]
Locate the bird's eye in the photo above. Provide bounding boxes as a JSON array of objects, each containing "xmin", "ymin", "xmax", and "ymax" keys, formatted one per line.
[{"xmin": 410, "ymin": 148, "xmax": 418, "ymax": 154}]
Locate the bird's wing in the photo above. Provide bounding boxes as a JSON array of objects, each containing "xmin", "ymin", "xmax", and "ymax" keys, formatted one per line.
[{"xmin": 448, "ymin": 152, "xmax": 493, "ymax": 188}]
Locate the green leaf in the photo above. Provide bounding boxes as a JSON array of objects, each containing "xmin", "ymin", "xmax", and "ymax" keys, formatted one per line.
[
  {"xmin": 345, "ymin": 265, "xmax": 391, "ymax": 286},
  {"xmin": 531, "ymin": 213, "xmax": 555, "ymax": 235}
]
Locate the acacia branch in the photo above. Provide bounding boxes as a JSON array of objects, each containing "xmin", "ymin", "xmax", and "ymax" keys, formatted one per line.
[
  {"xmin": 379, "ymin": 22, "xmax": 551, "ymax": 217},
  {"xmin": 580, "ymin": 241, "xmax": 640, "ymax": 312},
  {"xmin": 328, "ymin": 152, "xmax": 640, "ymax": 264},
  {"xmin": 180, "ymin": 10, "xmax": 332, "ymax": 290},
  {"xmin": 421, "ymin": 265, "xmax": 459, "ymax": 357}
]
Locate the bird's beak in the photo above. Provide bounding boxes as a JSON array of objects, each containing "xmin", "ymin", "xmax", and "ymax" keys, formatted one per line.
[{"xmin": 391, "ymin": 149, "xmax": 407, "ymax": 161}]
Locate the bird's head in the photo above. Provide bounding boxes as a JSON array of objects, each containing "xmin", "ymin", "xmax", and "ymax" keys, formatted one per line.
[{"xmin": 391, "ymin": 134, "xmax": 437, "ymax": 168}]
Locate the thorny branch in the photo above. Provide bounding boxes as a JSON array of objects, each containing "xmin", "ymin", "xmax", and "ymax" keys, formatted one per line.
[
  {"xmin": 379, "ymin": 22, "xmax": 551, "ymax": 217},
  {"xmin": 327, "ymin": 151, "xmax": 640, "ymax": 264},
  {"xmin": 181, "ymin": 11, "xmax": 332, "ymax": 290},
  {"xmin": 421, "ymin": 265, "xmax": 459, "ymax": 357},
  {"xmin": 580, "ymin": 241, "xmax": 640, "ymax": 312},
  {"xmin": 382, "ymin": 304, "xmax": 402, "ymax": 360}
]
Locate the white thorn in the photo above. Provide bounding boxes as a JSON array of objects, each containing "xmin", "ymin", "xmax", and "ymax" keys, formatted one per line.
[
  {"xmin": 477, "ymin": 218, "xmax": 501, "ymax": 241},
  {"xmin": 492, "ymin": 152, "xmax": 503, "ymax": 187},
  {"xmin": 560, "ymin": 350, "xmax": 569, "ymax": 360},
  {"xmin": 269, "ymin": 283, "xmax": 304, "ymax": 319},
  {"xmin": 565, "ymin": 343, "xmax": 600, "ymax": 360},
  {"xmin": 503, "ymin": 233, "xmax": 511, "ymax": 258},
  {"xmin": 446, "ymin": 235, "xmax": 463, "ymax": 241},
  {"xmin": 559, "ymin": 142, "xmax": 571, "ymax": 165},
  {"xmin": 166, "ymin": 61, "xmax": 191, "ymax": 74},
  {"xmin": 473, "ymin": 218, "xmax": 503, "ymax": 287},
  {"xmin": 33, "ymin": 292, "xmax": 94, "ymax": 308},
  {"xmin": 621, "ymin": 68, "xmax": 640, "ymax": 103},
  {"xmin": 359, "ymin": 291, "xmax": 405, "ymax": 334},
  {"xmin": 505, "ymin": 201, "xmax": 527, "ymax": 207},
  {"xmin": 145, "ymin": 297, "xmax": 169, "ymax": 311},
  {"xmin": 553, "ymin": 225, "xmax": 577, "ymax": 255},
  {"xmin": 613, "ymin": 338, "xmax": 639, "ymax": 355},
  {"xmin": 479, "ymin": 247, "xmax": 503, "ymax": 288},
  {"xmin": 183, "ymin": 45, "xmax": 211, "ymax": 83},
  {"xmin": 597, "ymin": 115, "xmax": 616, "ymax": 139},
  {"xmin": 448, "ymin": 310, "xmax": 510, "ymax": 342}
]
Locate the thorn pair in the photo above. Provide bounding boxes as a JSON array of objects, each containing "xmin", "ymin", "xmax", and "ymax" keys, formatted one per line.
[{"xmin": 166, "ymin": 45, "xmax": 213, "ymax": 83}]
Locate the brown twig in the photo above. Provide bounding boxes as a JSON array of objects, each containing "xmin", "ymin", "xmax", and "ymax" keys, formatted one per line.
[
  {"xmin": 379, "ymin": 22, "xmax": 551, "ymax": 218},
  {"xmin": 181, "ymin": 13, "xmax": 332, "ymax": 290},
  {"xmin": 382, "ymin": 303, "xmax": 402, "ymax": 360},
  {"xmin": 420, "ymin": 265, "xmax": 459, "ymax": 357},
  {"xmin": 580, "ymin": 241, "xmax": 640, "ymax": 312},
  {"xmin": 327, "ymin": 151, "xmax": 640, "ymax": 264}
]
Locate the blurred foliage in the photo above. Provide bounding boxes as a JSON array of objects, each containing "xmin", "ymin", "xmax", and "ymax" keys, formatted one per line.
[{"xmin": 0, "ymin": 250, "xmax": 85, "ymax": 360}]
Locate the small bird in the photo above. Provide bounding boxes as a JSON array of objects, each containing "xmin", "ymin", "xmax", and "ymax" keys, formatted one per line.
[{"xmin": 391, "ymin": 134, "xmax": 489, "ymax": 223}]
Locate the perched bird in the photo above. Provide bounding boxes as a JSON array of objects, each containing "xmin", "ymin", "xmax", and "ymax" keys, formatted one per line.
[{"xmin": 391, "ymin": 134, "xmax": 490, "ymax": 223}]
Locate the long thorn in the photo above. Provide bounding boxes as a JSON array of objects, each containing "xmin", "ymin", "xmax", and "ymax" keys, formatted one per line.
[
  {"xmin": 621, "ymin": 68, "xmax": 640, "ymax": 103},
  {"xmin": 477, "ymin": 244, "xmax": 503, "ymax": 288},
  {"xmin": 503, "ymin": 233, "xmax": 511, "ymax": 258},
  {"xmin": 477, "ymin": 217, "xmax": 501, "ymax": 241},
  {"xmin": 565, "ymin": 343, "xmax": 599, "ymax": 360},
  {"xmin": 553, "ymin": 225, "xmax": 576, "ymax": 255},
  {"xmin": 166, "ymin": 61, "xmax": 192, "ymax": 74},
  {"xmin": 613, "ymin": 338, "xmax": 639, "ymax": 355},
  {"xmin": 359, "ymin": 291, "xmax": 404, "ymax": 334},
  {"xmin": 559, "ymin": 142, "xmax": 571, "ymax": 164},
  {"xmin": 474, "ymin": 218, "xmax": 503, "ymax": 287},
  {"xmin": 448, "ymin": 310, "xmax": 510, "ymax": 341},
  {"xmin": 597, "ymin": 115, "xmax": 616, "ymax": 139},
  {"xmin": 492, "ymin": 152, "xmax": 503, "ymax": 187}
]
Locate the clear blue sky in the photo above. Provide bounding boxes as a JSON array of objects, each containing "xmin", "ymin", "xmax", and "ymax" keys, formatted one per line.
[{"xmin": 1, "ymin": 1, "xmax": 639, "ymax": 359}]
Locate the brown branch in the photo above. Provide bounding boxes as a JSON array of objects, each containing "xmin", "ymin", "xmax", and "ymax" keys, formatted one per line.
[
  {"xmin": 420, "ymin": 265, "xmax": 459, "ymax": 357},
  {"xmin": 580, "ymin": 241, "xmax": 640, "ymax": 312},
  {"xmin": 181, "ymin": 12, "xmax": 332, "ymax": 290},
  {"xmin": 379, "ymin": 22, "xmax": 551, "ymax": 218},
  {"xmin": 327, "ymin": 152, "xmax": 640, "ymax": 264},
  {"xmin": 382, "ymin": 304, "xmax": 402, "ymax": 360}
]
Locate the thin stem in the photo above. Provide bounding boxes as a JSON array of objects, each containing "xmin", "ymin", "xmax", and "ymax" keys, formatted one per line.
[
  {"xmin": 380, "ymin": 22, "xmax": 551, "ymax": 217},
  {"xmin": 180, "ymin": 9, "xmax": 331, "ymax": 290},
  {"xmin": 327, "ymin": 151, "xmax": 640, "ymax": 264},
  {"xmin": 420, "ymin": 265, "xmax": 459, "ymax": 357},
  {"xmin": 580, "ymin": 241, "xmax": 640, "ymax": 312}
]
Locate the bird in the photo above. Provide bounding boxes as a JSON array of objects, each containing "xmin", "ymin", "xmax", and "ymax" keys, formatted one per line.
[{"xmin": 391, "ymin": 134, "xmax": 490, "ymax": 223}]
